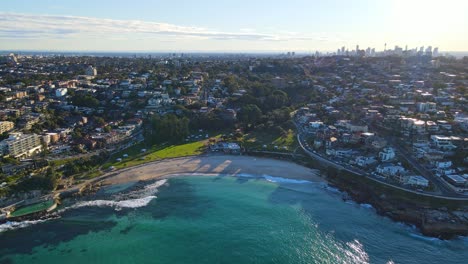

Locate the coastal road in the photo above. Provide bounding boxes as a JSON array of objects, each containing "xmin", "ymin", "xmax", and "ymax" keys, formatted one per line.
[
  {"xmin": 372, "ymin": 124, "xmax": 463, "ymax": 197},
  {"xmin": 390, "ymin": 138, "xmax": 460, "ymax": 197},
  {"xmin": 295, "ymin": 126, "xmax": 468, "ymax": 200}
]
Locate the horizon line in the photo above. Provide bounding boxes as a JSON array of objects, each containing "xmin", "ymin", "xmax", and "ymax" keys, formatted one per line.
[{"xmin": 2, "ymin": 49, "xmax": 468, "ymax": 54}]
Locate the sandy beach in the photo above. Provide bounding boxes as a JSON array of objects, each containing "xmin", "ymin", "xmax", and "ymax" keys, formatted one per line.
[{"xmin": 100, "ymin": 155, "xmax": 325, "ymax": 185}]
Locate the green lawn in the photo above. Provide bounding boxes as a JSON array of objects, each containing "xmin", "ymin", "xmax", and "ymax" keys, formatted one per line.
[
  {"xmin": 50, "ymin": 157, "xmax": 80, "ymax": 167},
  {"xmin": 108, "ymin": 142, "xmax": 148, "ymax": 161},
  {"xmin": 242, "ymin": 129, "xmax": 297, "ymax": 152},
  {"xmin": 79, "ymin": 170, "xmax": 104, "ymax": 179},
  {"xmin": 103, "ymin": 140, "xmax": 207, "ymax": 170},
  {"xmin": 10, "ymin": 200, "xmax": 54, "ymax": 217}
]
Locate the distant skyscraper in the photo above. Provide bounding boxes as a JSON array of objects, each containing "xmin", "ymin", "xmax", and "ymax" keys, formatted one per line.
[
  {"xmin": 423, "ymin": 46, "xmax": 432, "ymax": 56},
  {"xmin": 433, "ymin": 47, "xmax": 439, "ymax": 57}
]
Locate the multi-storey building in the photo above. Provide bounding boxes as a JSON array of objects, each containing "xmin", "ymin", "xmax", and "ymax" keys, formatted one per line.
[
  {"xmin": 0, "ymin": 133, "xmax": 42, "ymax": 158},
  {"xmin": 0, "ymin": 121, "xmax": 14, "ymax": 134}
]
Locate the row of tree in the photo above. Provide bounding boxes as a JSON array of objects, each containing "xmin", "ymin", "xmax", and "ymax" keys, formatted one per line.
[{"xmin": 146, "ymin": 114, "xmax": 190, "ymax": 145}]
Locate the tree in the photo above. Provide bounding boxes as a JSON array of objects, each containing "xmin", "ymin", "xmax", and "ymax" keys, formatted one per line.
[
  {"xmin": 12, "ymin": 167, "xmax": 60, "ymax": 191},
  {"xmin": 70, "ymin": 94, "xmax": 99, "ymax": 108},
  {"xmin": 148, "ymin": 114, "xmax": 189, "ymax": 144},
  {"xmin": 223, "ymin": 75, "xmax": 239, "ymax": 94},
  {"xmin": 264, "ymin": 90, "xmax": 289, "ymax": 110},
  {"xmin": 93, "ymin": 116, "xmax": 106, "ymax": 127},
  {"xmin": 238, "ymin": 104, "xmax": 262, "ymax": 126}
]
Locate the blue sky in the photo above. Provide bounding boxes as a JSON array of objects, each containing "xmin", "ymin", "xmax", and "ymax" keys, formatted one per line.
[{"xmin": 1, "ymin": 0, "xmax": 467, "ymax": 52}]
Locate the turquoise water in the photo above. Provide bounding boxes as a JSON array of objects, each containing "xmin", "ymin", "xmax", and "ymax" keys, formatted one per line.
[{"xmin": 0, "ymin": 175, "xmax": 467, "ymax": 264}]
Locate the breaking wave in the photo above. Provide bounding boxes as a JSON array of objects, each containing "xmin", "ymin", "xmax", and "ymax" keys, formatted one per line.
[
  {"xmin": 1, "ymin": 179, "xmax": 167, "ymax": 233},
  {"xmin": 262, "ymin": 175, "xmax": 311, "ymax": 184},
  {"xmin": 65, "ymin": 196, "xmax": 157, "ymax": 212},
  {"xmin": 61, "ymin": 179, "xmax": 167, "ymax": 212},
  {"xmin": 0, "ymin": 219, "xmax": 49, "ymax": 233},
  {"xmin": 234, "ymin": 173, "xmax": 312, "ymax": 184}
]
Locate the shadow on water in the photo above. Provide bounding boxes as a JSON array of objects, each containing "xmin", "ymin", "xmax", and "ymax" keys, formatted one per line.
[
  {"xmin": 235, "ymin": 177, "xmax": 250, "ymax": 184},
  {"xmin": 141, "ymin": 178, "xmax": 213, "ymax": 220},
  {"xmin": 0, "ymin": 205, "xmax": 119, "ymax": 258},
  {"xmin": 267, "ymin": 184, "xmax": 318, "ymax": 206},
  {"xmin": 211, "ymin": 174, "xmax": 249, "ymax": 184},
  {"xmin": 0, "ymin": 258, "xmax": 13, "ymax": 264}
]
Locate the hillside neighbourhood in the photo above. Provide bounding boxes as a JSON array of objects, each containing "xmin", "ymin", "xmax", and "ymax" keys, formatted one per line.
[{"xmin": 0, "ymin": 50, "xmax": 467, "ymax": 208}]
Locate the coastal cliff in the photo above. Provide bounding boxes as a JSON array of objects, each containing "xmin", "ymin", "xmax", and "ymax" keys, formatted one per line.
[{"xmin": 325, "ymin": 167, "xmax": 468, "ymax": 239}]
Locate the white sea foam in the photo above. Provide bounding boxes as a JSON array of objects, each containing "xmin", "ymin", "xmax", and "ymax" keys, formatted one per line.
[
  {"xmin": 409, "ymin": 233, "xmax": 443, "ymax": 243},
  {"xmin": 0, "ymin": 219, "xmax": 48, "ymax": 233},
  {"xmin": 360, "ymin": 203, "xmax": 374, "ymax": 210},
  {"xmin": 234, "ymin": 173, "xmax": 256, "ymax": 178},
  {"xmin": 62, "ymin": 179, "xmax": 167, "ymax": 212},
  {"xmin": 0, "ymin": 179, "xmax": 167, "ymax": 233},
  {"xmin": 66, "ymin": 196, "xmax": 156, "ymax": 211},
  {"xmin": 457, "ymin": 236, "xmax": 468, "ymax": 244},
  {"xmin": 262, "ymin": 175, "xmax": 311, "ymax": 184},
  {"xmin": 324, "ymin": 185, "xmax": 342, "ymax": 194},
  {"xmin": 112, "ymin": 179, "xmax": 167, "ymax": 200},
  {"xmin": 234, "ymin": 173, "xmax": 312, "ymax": 184}
]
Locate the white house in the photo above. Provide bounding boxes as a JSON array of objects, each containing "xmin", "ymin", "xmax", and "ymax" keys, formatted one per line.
[
  {"xmin": 355, "ymin": 156, "xmax": 377, "ymax": 167},
  {"xmin": 430, "ymin": 135, "xmax": 456, "ymax": 150},
  {"xmin": 55, "ymin": 88, "xmax": 68, "ymax": 97},
  {"xmin": 309, "ymin": 121, "xmax": 324, "ymax": 129},
  {"xmin": 436, "ymin": 167, "xmax": 456, "ymax": 176},
  {"xmin": 406, "ymin": 175, "xmax": 429, "ymax": 187},
  {"xmin": 376, "ymin": 164, "xmax": 405, "ymax": 177},
  {"xmin": 379, "ymin": 147, "xmax": 396, "ymax": 162},
  {"xmin": 434, "ymin": 160, "xmax": 452, "ymax": 169}
]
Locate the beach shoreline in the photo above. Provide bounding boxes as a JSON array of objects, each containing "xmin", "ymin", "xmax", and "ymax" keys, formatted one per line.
[
  {"xmin": 3, "ymin": 154, "xmax": 467, "ymax": 239},
  {"xmin": 98, "ymin": 155, "xmax": 325, "ymax": 186}
]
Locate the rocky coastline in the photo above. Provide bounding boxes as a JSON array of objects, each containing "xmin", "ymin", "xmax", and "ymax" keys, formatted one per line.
[{"xmin": 326, "ymin": 171, "xmax": 468, "ymax": 239}]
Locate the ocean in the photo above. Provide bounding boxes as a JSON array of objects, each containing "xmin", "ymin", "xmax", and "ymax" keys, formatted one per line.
[{"xmin": 0, "ymin": 175, "xmax": 466, "ymax": 264}]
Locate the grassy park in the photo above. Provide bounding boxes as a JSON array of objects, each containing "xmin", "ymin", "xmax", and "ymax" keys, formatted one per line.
[{"xmin": 102, "ymin": 139, "xmax": 207, "ymax": 170}]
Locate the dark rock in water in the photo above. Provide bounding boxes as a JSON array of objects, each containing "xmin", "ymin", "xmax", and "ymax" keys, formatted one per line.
[
  {"xmin": 120, "ymin": 225, "xmax": 133, "ymax": 234},
  {"xmin": 421, "ymin": 210, "xmax": 468, "ymax": 239},
  {"xmin": 325, "ymin": 171, "xmax": 468, "ymax": 239}
]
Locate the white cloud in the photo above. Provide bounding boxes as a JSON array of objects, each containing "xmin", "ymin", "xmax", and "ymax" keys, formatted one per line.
[{"xmin": 0, "ymin": 13, "xmax": 320, "ymax": 42}]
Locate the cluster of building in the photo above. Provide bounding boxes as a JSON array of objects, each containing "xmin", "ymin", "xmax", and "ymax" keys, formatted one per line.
[
  {"xmin": 0, "ymin": 53, "xmax": 239, "ymax": 166},
  {"xmin": 336, "ymin": 44, "xmax": 440, "ymax": 58},
  {"xmin": 0, "ymin": 50, "xmax": 466, "ymax": 197},
  {"xmin": 294, "ymin": 53, "xmax": 467, "ymax": 194}
]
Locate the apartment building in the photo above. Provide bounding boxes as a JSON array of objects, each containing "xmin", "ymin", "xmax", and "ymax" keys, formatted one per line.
[
  {"xmin": 0, "ymin": 121, "xmax": 14, "ymax": 134},
  {"xmin": 0, "ymin": 133, "xmax": 42, "ymax": 158}
]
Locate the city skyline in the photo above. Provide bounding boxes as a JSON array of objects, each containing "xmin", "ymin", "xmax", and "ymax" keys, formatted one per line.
[{"xmin": 1, "ymin": 0, "xmax": 468, "ymax": 52}]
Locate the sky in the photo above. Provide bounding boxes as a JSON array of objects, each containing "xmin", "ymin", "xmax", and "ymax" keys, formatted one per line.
[{"xmin": 0, "ymin": 0, "xmax": 467, "ymax": 52}]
